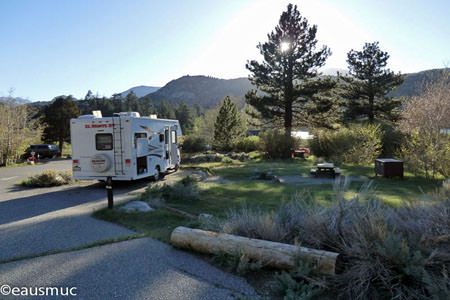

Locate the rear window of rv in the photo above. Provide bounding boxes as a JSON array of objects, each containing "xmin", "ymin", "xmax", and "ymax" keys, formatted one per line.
[
  {"xmin": 171, "ymin": 130, "xmax": 177, "ymax": 144},
  {"xmin": 96, "ymin": 134, "xmax": 113, "ymax": 150}
]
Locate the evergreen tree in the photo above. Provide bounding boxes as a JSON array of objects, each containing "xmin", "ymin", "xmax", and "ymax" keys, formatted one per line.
[
  {"xmin": 213, "ymin": 96, "xmax": 245, "ymax": 151},
  {"xmin": 141, "ymin": 97, "xmax": 155, "ymax": 116},
  {"xmin": 111, "ymin": 93, "xmax": 124, "ymax": 113},
  {"xmin": 93, "ymin": 97, "xmax": 114, "ymax": 117},
  {"xmin": 41, "ymin": 95, "xmax": 80, "ymax": 156},
  {"xmin": 157, "ymin": 100, "xmax": 176, "ymax": 119},
  {"xmin": 84, "ymin": 90, "xmax": 94, "ymax": 101},
  {"xmin": 175, "ymin": 101, "xmax": 195, "ymax": 133},
  {"xmin": 124, "ymin": 91, "xmax": 140, "ymax": 112},
  {"xmin": 193, "ymin": 103, "xmax": 204, "ymax": 117},
  {"xmin": 342, "ymin": 42, "xmax": 404, "ymax": 123},
  {"xmin": 246, "ymin": 4, "xmax": 332, "ymax": 142}
]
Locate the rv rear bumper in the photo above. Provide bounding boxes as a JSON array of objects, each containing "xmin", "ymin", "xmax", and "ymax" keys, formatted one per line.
[{"xmin": 72, "ymin": 175, "xmax": 134, "ymax": 181}]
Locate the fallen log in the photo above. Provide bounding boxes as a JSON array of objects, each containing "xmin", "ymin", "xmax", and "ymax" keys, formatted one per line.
[{"xmin": 170, "ymin": 226, "xmax": 339, "ymax": 275}]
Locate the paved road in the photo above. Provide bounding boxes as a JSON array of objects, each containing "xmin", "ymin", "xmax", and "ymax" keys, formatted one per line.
[
  {"xmin": 0, "ymin": 161, "xmax": 257, "ymax": 299},
  {"xmin": 0, "ymin": 238, "xmax": 256, "ymax": 300},
  {"xmin": 0, "ymin": 159, "xmax": 72, "ymax": 194},
  {"xmin": 0, "ymin": 160, "xmax": 141, "ymax": 261}
]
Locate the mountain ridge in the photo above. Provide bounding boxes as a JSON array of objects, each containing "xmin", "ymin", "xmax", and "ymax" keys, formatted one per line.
[
  {"xmin": 9, "ymin": 68, "xmax": 447, "ymax": 108},
  {"xmin": 119, "ymin": 85, "xmax": 160, "ymax": 98}
]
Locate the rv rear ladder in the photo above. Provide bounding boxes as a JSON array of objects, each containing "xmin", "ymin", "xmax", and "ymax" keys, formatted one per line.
[{"xmin": 112, "ymin": 117, "xmax": 125, "ymax": 175}]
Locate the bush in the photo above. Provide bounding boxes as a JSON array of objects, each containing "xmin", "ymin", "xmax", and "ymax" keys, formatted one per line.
[
  {"xmin": 142, "ymin": 176, "xmax": 199, "ymax": 202},
  {"xmin": 259, "ymin": 129, "xmax": 298, "ymax": 159},
  {"xmin": 212, "ymin": 180, "xmax": 450, "ymax": 299},
  {"xmin": 181, "ymin": 135, "xmax": 207, "ymax": 153},
  {"xmin": 234, "ymin": 136, "xmax": 260, "ymax": 153},
  {"xmin": 20, "ymin": 170, "xmax": 72, "ymax": 187},
  {"xmin": 309, "ymin": 124, "xmax": 383, "ymax": 164},
  {"xmin": 379, "ymin": 122, "xmax": 405, "ymax": 157},
  {"xmin": 221, "ymin": 157, "xmax": 235, "ymax": 164}
]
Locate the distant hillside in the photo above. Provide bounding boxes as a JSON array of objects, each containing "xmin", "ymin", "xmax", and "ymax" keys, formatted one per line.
[
  {"xmin": 0, "ymin": 96, "xmax": 32, "ymax": 104},
  {"xmin": 142, "ymin": 75, "xmax": 254, "ymax": 108},
  {"xmin": 10, "ymin": 68, "xmax": 448, "ymax": 110},
  {"xmin": 389, "ymin": 68, "xmax": 448, "ymax": 98},
  {"xmin": 140, "ymin": 69, "xmax": 447, "ymax": 109},
  {"xmin": 120, "ymin": 85, "xmax": 160, "ymax": 98}
]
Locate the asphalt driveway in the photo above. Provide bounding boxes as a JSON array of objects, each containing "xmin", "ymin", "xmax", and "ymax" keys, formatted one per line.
[{"xmin": 0, "ymin": 161, "xmax": 256, "ymax": 299}]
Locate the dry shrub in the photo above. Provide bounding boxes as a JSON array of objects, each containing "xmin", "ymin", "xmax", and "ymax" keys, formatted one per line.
[
  {"xmin": 20, "ymin": 170, "xmax": 72, "ymax": 187},
  {"xmin": 399, "ymin": 69, "xmax": 450, "ymax": 178},
  {"xmin": 214, "ymin": 179, "xmax": 450, "ymax": 299},
  {"xmin": 142, "ymin": 176, "xmax": 199, "ymax": 202}
]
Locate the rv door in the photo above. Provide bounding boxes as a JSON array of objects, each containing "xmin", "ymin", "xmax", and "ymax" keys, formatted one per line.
[
  {"xmin": 170, "ymin": 127, "xmax": 179, "ymax": 167},
  {"xmin": 164, "ymin": 127, "xmax": 170, "ymax": 164}
]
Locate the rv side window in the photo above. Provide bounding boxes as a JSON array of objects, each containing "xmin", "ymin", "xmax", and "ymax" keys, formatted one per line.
[
  {"xmin": 171, "ymin": 130, "xmax": 177, "ymax": 144},
  {"xmin": 159, "ymin": 134, "xmax": 164, "ymax": 143},
  {"xmin": 164, "ymin": 129, "xmax": 169, "ymax": 144},
  {"xmin": 96, "ymin": 134, "xmax": 113, "ymax": 150}
]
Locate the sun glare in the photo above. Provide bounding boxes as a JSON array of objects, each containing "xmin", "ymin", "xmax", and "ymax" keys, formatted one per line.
[{"xmin": 280, "ymin": 41, "xmax": 290, "ymax": 52}]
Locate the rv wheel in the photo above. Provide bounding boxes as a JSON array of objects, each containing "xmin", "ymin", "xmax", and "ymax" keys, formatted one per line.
[{"xmin": 153, "ymin": 167, "xmax": 161, "ymax": 181}]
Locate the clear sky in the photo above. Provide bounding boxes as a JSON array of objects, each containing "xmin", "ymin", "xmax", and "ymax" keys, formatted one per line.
[{"xmin": 1, "ymin": 0, "xmax": 449, "ymax": 101}]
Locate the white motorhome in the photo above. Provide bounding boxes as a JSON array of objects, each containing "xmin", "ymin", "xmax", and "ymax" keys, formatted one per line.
[{"xmin": 70, "ymin": 111, "xmax": 182, "ymax": 181}]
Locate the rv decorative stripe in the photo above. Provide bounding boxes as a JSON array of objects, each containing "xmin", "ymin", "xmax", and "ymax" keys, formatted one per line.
[{"xmin": 148, "ymin": 154, "xmax": 162, "ymax": 158}]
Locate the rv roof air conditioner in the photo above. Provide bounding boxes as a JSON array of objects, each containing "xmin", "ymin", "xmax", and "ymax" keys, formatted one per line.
[
  {"xmin": 78, "ymin": 115, "xmax": 95, "ymax": 119},
  {"xmin": 114, "ymin": 112, "xmax": 141, "ymax": 118}
]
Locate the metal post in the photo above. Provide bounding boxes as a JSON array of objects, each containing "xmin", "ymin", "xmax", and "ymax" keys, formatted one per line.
[{"xmin": 106, "ymin": 176, "xmax": 113, "ymax": 208}]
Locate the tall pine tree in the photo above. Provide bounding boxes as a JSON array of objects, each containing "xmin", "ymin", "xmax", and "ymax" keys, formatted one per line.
[
  {"xmin": 124, "ymin": 91, "xmax": 141, "ymax": 112},
  {"xmin": 213, "ymin": 96, "xmax": 245, "ymax": 151},
  {"xmin": 246, "ymin": 4, "xmax": 332, "ymax": 143},
  {"xmin": 175, "ymin": 101, "xmax": 195, "ymax": 134},
  {"xmin": 342, "ymin": 42, "xmax": 404, "ymax": 123},
  {"xmin": 157, "ymin": 100, "xmax": 176, "ymax": 119}
]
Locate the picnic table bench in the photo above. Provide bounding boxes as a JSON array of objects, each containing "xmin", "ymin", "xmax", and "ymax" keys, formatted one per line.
[{"xmin": 310, "ymin": 163, "xmax": 341, "ymax": 178}]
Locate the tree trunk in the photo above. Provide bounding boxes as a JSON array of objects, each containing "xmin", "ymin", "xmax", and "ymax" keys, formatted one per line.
[
  {"xmin": 368, "ymin": 95, "xmax": 374, "ymax": 123},
  {"xmin": 58, "ymin": 138, "xmax": 64, "ymax": 157},
  {"xmin": 170, "ymin": 226, "xmax": 339, "ymax": 275}
]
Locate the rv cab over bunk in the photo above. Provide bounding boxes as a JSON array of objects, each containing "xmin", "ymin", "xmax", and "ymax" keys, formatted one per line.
[{"xmin": 70, "ymin": 111, "xmax": 182, "ymax": 181}]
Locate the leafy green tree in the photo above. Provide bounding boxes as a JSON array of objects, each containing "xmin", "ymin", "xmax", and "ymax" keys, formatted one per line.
[
  {"xmin": 0, "ymin": 97, "xmax": 41, "ymax": 165},
  {"xmin": 342, "ymin": 42, "xmax": 404, "ymax": 123},
  {"xmin": 41, "ymin": 96, "xmax": 80, "ymax": 156},
  {"xmin": 193, "ymin": 108, "xmax": 218, "ymax": 145},
  {"xmin": 213, "ymin": 96, "xmax": 245, "ymax": 151},
  {"xmin": 246, "ymin": 4, "xmax": 332, "ymax": 146}
]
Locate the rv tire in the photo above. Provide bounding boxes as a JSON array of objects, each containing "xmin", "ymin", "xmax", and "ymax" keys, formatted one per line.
[{"xmin": 153, "ymin": 166, "xmax": 161, "ymax": 181}]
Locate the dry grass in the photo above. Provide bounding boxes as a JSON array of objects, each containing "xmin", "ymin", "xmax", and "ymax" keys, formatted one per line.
[
  {"xmin": 207, "ymin": 179, "xmax": 450, "ymax": 299},
  {"xmin": 19, "ymin": 170, "xmax": 72, "ymax": 187}
]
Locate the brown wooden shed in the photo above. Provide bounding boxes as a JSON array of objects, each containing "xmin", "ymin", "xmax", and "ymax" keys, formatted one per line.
[{"xmin": 375, "ymin": 158, "xmax": 404, "ymax": 178}]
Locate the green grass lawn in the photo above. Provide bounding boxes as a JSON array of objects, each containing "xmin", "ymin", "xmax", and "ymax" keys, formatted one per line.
[{"xmin": 94, "ymin": 157, "xmax": 443, "ymax": 242}]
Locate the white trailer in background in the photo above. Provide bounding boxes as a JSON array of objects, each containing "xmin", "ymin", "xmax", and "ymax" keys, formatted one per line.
[{"xmin": 70, "ymin": 111, "xmax": 182, "ymax": 181}]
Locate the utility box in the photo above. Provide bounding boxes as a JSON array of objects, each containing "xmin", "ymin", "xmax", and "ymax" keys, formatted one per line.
[{"xmin": 375, "ymin": 158, "xmax": 404, "ymax": 178}]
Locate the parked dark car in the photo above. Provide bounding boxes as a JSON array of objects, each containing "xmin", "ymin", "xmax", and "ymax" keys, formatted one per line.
[{"xmin": 24, "ymin": 144, "xmax": 59, "ymax": 159}]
